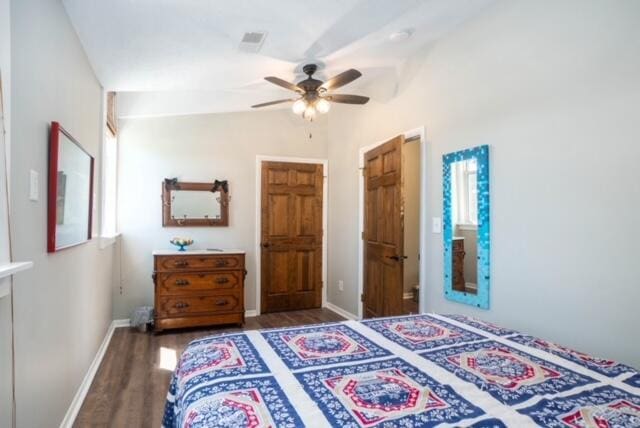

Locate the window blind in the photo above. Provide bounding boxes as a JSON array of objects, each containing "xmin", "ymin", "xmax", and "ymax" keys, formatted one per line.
[{"xmin": 106, "ymin": 91, "xmax": 117, "ymax": 137}]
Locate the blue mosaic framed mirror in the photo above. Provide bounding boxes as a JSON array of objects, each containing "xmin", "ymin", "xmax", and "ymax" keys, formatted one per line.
[{"xmin": 443, "ymin": 145, "xmax": 490, "ymax": 309}]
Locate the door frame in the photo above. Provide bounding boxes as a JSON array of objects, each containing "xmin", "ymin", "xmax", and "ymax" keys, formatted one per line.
[
  {"xmin": 255, "ymin": 155, "xmax": 329, "ymax": 316},
  {"xmin": 358, "ymin": 126, "xmax": 426, "ymax": 319}
]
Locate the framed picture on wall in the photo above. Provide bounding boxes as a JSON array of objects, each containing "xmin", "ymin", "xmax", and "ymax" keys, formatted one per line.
[{"xmin": 47, "ymin": 121, "xmax": 94, "ymax": 252}]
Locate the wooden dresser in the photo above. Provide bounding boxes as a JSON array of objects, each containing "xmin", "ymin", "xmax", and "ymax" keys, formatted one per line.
[{"xmin": 153, "ymin": 250, "xmax": 246, "ymax": 332}]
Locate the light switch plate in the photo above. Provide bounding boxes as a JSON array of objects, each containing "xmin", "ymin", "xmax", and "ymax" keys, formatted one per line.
[
  {"xmin": 29, "ymin": 170, "xmax": 39, "ymax": 201},
  {"xmin": 338, "ymin": 280, "xmax": 344, "ymax": 291},
  {"xmin": 432, "ymin": 217, "xmax": 442, "ymax": 234}
]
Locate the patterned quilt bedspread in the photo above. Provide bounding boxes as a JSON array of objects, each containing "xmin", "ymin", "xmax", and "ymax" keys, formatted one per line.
[{"xmin": 162, "ymin": 314, "xmax": 640, "ymax": 427}]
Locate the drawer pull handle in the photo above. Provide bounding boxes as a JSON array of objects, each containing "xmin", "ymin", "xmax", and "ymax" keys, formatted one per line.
[
  {"xmin": 174, "ymin": 302, "xmax": 190, "ymax": 309},
  {"xmin": 215, "ymin": 299, "xmax": 229, "ymax": 306},
  {"xmin": 215, "ymin": 260, "xmax": 228, "ymax": 267},
  {"xmin": 175, "ymin": 261, "xmax": 189, "ymax": 268},
  {"xmin": 216, "ymin": 277, "xmax": 230, "ymax": 285},
  {"xmin": 175, "ymin": 279, "xmax": 190, "ymax": 287}
]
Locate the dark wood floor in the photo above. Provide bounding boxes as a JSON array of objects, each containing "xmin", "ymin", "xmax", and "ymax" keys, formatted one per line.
[
  {"xmin": 403, "ymin": 298, "xmax": 419, "ymax": 314},
  {"xmin": 73, "ymin": 308, "xmax": 345, "ymax": 428}
]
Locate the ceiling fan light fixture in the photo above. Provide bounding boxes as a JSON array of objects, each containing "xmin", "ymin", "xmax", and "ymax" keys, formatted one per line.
[
  {"xmin": 303, "ymin": 104, "xmax": 316, "ymax": 121},
  {"xmin": 316, "ymin": 98, "xmax": 331, "ymax": 114},
  {"xmin": 292, "ymin": 99, "xmax": 307, "ymax": 115},
  {"xmin": 255, "ymin": 64, "xmax": 368, "ymax": 119}
]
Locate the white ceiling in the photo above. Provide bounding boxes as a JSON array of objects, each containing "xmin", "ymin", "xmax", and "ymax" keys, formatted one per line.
[{"xmin": 62, "ymin": 0, "xmax": 494, "ymax": 118}]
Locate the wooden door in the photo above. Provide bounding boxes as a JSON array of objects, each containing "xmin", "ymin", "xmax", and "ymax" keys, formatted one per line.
[
  {"xmin": 261, "ymin": 161, "xmax": 323, "ymax": 313},
  {"xmin": 363, "ymin": 135, "xmax": 405, "ymax": 318}
]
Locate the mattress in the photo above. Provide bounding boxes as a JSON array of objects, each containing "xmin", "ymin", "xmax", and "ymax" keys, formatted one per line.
[{"xmin": 162, "ymin": 313, "xmax": 640, "ymax": 427}]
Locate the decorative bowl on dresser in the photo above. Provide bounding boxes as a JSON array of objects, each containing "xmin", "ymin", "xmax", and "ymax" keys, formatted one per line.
[{"xmin": 152, "ymin": 250, "xmax": 246, "ymax": 332}]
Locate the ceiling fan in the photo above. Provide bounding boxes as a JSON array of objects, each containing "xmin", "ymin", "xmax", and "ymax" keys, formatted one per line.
[{"xmin": 251, "ymin": 64, "xmax": 369, "ymax": 120}]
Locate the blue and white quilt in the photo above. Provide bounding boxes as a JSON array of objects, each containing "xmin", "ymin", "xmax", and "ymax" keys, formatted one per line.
[{"xmin": 163, "ymin": 314, "xmax": 640, "ymax": 427}]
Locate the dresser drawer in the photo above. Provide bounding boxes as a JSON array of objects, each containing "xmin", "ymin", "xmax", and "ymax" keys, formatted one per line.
[
  {"xmin": 156, "ymin": 293, "xmax": 242, "ymax": 318},
  {"xmin": 155, "ymin": 254, "xmax": 244, "ymax": 272},
  {"xmin": 156, "ymin": 271, "xmax": 241, "ymax": 295}
]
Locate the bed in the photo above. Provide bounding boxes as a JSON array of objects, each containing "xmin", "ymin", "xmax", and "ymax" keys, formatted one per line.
[{"xmin": 162, "ymin": 314, "xmax": 640, "ymax": 427}]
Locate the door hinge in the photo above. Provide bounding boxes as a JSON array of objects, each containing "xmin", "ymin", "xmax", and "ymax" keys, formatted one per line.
[
  {"xmin": 360, "ymin": 167, "xmax": 366, "ymax": 176},
  {"xmin": 360, "ymin": 293, "xmax": 365, "ymax": 302},
  {"xmin": 361, "ymin": 231, "xmax": 365, "ymax": 240}
]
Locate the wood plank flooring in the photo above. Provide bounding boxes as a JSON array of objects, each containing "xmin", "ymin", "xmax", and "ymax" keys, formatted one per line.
[
  {"xmin": 73, "ymin": 308, "xmax": 345, "ymax": 428},
  {"xmin": 403, "ymin": 298, "xmax": 419, "ymax": 314}
]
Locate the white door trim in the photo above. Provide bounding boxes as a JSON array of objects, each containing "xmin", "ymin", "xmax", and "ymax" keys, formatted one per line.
[
  {"xmin": 357, "ymin": 127, "xmax": 427, "ymax": 319},
  {"xmin": 255, "ymin": 155, "xmax": 329, "ymax": 316}
]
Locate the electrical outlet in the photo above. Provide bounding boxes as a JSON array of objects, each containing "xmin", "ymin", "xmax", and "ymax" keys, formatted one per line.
[{"xmin": 338, "ymin": 280, "xmax": 344, "ymax": 291}]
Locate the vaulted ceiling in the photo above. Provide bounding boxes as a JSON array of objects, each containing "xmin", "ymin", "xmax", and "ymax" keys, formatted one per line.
[{"xmin": 62, "ymin": 0, "xmax": 494, "ymax": 118}]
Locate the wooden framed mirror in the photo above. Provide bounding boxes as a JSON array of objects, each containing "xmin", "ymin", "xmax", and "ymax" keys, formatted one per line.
[
  {"xmin": 162, "ymin": 179, "xmax": 229, "ymax": 227},
  {"xmin": 47, "ymin": 122, "xmax": 95, "ymax": 252}
]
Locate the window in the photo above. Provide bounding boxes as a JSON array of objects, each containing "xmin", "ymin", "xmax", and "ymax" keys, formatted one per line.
[
  {"xmin": 452, "ymin": 159, "xmax": 478, "ymax": 228},
  {"xmin": 101, "ymin": 92, "xmax": 118, "ymax": 237},
  {"xmin": 465, "ymin": 159, "xmax": 478, "ymax": 225}
]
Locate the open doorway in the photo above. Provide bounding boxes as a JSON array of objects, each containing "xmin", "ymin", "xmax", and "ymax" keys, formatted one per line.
[
  {"xmin": 360, "ymin": 129, "xmax": 424, "ymax": 318},
  {"xmin": 402, "ymin": 136, "xmax": 421, "ymax": 314}
]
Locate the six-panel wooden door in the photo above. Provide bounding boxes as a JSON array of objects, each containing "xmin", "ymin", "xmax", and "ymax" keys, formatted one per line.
[
  {"xmin": 363, "ymin": 136, "xmax": 405, "ymax": 318},
  {"xmin": 261, "ymin": 161, "xmax": 323, "ymax": 313}
]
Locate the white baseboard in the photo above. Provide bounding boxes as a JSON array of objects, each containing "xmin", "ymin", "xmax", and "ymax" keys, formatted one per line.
[
  {"xmin": 112, "ymin": 318, "xmax": 131, "ymax": 328},
  {"xmin": 59, "ymin": 320, "xmax": 130, "ymax": 428},
  {"xmin": 323, "ymin": 302, "xmax": 359, "ymax": 320},
  {"xmin": 245, "ymin": 310, "xmax": 258, "ymax": 317}
]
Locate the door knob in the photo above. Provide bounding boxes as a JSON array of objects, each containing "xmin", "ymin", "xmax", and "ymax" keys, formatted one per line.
[{"xmin": 387, "ymin": 255, "xmax": 408, "ymax": 262}]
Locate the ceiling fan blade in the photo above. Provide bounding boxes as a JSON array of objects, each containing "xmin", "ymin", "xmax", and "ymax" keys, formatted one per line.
[
  {"xmin": 320, "ymin": 69, "xmax": 362, "ymax": 91},
  {"xmin": 326, "ymin": 94, "xmax": 370, "ymax": 105},
  {"xmin": 264, "ymin": 77, "xmax": 303, "ymax": 93},
  {"xmin": 251, "ymin": 98, "xmax": 296, "ymax": 108}
]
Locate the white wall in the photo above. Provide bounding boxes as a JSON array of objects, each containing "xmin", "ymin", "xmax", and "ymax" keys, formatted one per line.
[
  {"xmin": 0, "ymin": 0, "xmax": 13, "ymax": 426},
  {"xmin": 0, "ymin": 299, "xmax": 11, "ymax": 428},
  {"xmin": 10, "ymin": 0, "xmax": 114, "ymax": 426},
  {"xmin": 327, "ymin": 0, "xmax": 640, "ymax": 368},
  {"xmin": 115, "ymin": 111, "xmax": 327, "ymax": 319},
  {"xmin": 0, "ymin": 0, "xmax": 10, "ymax": 259},
  {"xmin": 0, "ymin": 0, "xmax": 10, "ymax": 190}
]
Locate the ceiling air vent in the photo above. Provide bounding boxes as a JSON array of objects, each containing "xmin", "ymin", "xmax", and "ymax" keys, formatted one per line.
[{"xmin": 239, "ymin": 31, "xmax": 267, "ymax": 53}]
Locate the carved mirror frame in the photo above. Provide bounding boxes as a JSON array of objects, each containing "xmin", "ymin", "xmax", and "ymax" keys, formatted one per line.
[
  {"xmin": 443, "ymin": 145, "xmax": 491, "ymax": 309},
  {"xmin": 162, "ymin": 179, "xmax": 229, "ymax": 227}
]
